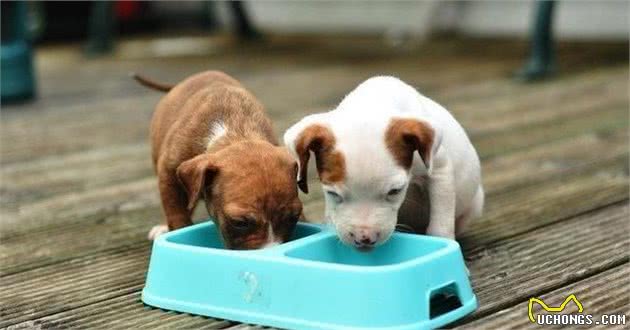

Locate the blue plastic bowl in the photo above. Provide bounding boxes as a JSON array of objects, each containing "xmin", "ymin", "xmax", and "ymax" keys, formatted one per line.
[{"xmin": 142, "ymin": 221, "xmax": 477, "ymax": 330}]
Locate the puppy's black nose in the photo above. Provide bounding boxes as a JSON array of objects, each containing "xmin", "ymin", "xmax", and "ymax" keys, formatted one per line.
[
  {"xmin": 357, "ymin": 237, "xmax": 375, "ymax": 246},
  {"xmin": 349, "ymin": 228, "xmax": 380, "ymax": 247}
]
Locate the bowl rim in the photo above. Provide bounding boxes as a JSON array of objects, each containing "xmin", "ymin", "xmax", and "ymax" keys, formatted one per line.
[{"xmin": 155, "ymin": 219, "xmax": 462, "ymax": 273}]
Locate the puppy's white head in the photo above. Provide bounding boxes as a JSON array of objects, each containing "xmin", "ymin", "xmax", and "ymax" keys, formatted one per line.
[{"xmin": 284, "ymin": 113, "xmax": 440, "ymax": 251}]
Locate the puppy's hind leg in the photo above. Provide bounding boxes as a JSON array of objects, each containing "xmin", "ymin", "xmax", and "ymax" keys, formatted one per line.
[
  {"xmin": 149, "ymin": 171, "xmax": 194, "ymax": 240},
  {"xmin": 455, "ymin": 185, "xmax": 484, "ymax": 237}
]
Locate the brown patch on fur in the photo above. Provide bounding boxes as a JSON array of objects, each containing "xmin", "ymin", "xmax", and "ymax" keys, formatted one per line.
[
  {"xmin": 384, "ymin": 118, "xmax": 435, "ymax": 169},
  {"xmin": 294, "ymin": 124, "xmax": 346, "ymax": 193},
  {"xmin": 150, "ymin": 70, "xmax": 302, "ymax": 249}
]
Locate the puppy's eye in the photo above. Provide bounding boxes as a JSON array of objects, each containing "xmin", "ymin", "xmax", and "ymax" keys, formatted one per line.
[
  {"xmin": 387, "ymin": 188, "xmax": 403, "ymax": 197},
  {"xmin": 326, "ymin": 191, "xmax": 343, "ymax": 203},
  {"xmin": 230, "ymin": 218, "xmax": 256, "ymax": 231}
]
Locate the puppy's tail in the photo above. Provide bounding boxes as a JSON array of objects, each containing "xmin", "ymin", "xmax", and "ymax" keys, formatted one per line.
[{"xmin": 131, "ymin": 73, "xmax": 173, "ymax": 92}]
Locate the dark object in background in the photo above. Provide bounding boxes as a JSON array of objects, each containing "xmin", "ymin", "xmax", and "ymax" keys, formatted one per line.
[
  {"xmin": 34, "ymin": 1, "xmax": 213, "ymax": 44},
  {"xmin": 517, "ymin": 0, "xmax": 556, "ymax": 81},
  {"xmin": 35, "ymin": 1, "xmax": 203, "ymax": 42},
  {"xmin": 35, "ymin": 1, "xmax": 260, "ymax": 56},
  {"xmin": 36, "ymin": 1, "xmax": 92, "ymax": 41},
  {"xmin": 1, "ymin": 1, "xmax": 36, "ymax": 103},
  {"xmin": 84, "ymin": 1, "xmax": 115, "ymax": 56},
  {"xmin": 229, "ymin": 1, "xmax": 261, "ymax": 40}
]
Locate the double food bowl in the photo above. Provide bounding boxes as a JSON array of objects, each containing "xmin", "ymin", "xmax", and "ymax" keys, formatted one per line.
[{"xmin": 142, "ymin": 221, "xmax": 477, "ymax": 329}]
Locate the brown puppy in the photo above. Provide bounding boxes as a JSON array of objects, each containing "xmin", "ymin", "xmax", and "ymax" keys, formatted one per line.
[{"xmin": 136, "ymin": 71, "xmax": 303, "ymax": 249}]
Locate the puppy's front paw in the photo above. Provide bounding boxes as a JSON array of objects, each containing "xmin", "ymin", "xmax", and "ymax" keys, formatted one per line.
[{"xmin": 148, "ymin": 225, "xmax": 169, "ymax": 240}]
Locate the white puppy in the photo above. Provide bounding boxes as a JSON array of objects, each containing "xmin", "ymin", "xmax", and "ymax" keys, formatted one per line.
[{"xmin": 284, "ymin": 76, "xmax": 484, "ymax": 251}]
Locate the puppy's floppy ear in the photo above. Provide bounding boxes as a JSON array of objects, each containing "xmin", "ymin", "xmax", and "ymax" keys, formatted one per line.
[
  {"xmin": 385, "ymin": 118, "xmax": 442, "ymax": 174},
  {"xmin": 176, "ymin": 154, "xmax": 218, "ymax": 210},
  {"xmin": 284, "ymin": 116, "xmax": 342, "ymax": 194}
]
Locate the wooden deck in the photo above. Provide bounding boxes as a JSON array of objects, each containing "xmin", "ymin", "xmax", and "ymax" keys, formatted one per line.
[{"xmin": 1, "ymin": 35, "xmax": 628, "ymax": 329}]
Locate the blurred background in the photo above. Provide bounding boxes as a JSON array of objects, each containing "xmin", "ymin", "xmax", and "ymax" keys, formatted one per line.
[
  {"xmin": 1, "ymin": 0, "xmax": 628, "ymax": 103},
  {"xmin": 1, "ymin": 1, "xmax": 629, "ymax": 329}
]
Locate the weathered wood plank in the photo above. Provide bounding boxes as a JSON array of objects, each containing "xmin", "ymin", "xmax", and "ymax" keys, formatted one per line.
[
  {"xmin": 462, "ymin": 78, "xmax": 626, "ymax": 135},
  {"xmin": 456, "ymin": 264, "xmax": 629, "ymax": 329},
  {"xmin": 460, "ymin": 164, "xmax": 628, "ymax": 246},
  {"xmin": 461, "ymin": 203, "xmax": 629, "ymax": 320},
  {"xmin": 0, "ymin": 246, "xmax": 149, "ymax": 327},
  {"xmin": 1, "ymin": 177, "xmax": 159, "ymax": 234},
  {"xmin": 4, "ymin": 291, "xmax": 231, "ymax": 330},
  {"xmin": 475, "ymin": 106, "xmax": 627, "ymax": 159},
  {"xmin": 0, "ymin": 143, "xmax": 152, "ymax": 209},
  {"xmin": 449, "ymin": 67, "xmax": 626, "ymax": 118},
  {"xmin": 481, "ymin": 129, "xmax": 628, "ymax": 193}
]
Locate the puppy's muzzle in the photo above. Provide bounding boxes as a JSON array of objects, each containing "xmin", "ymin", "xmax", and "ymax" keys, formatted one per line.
[{"xmin": 349, "ymin": 228, "xmax": 381, "ymax": 251}]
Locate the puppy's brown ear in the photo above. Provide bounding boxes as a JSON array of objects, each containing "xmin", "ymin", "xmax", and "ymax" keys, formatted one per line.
[
  {"xmin": 284, "ymin": 123, "xmax": 344, "ymax": 194},
  {"xmin": 385, "ymin": 118, "xmax": 441, "ymax": 173},
  {"xmin": 176, "ymin": 154, "xmax": 218, "ymax": 210}
]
